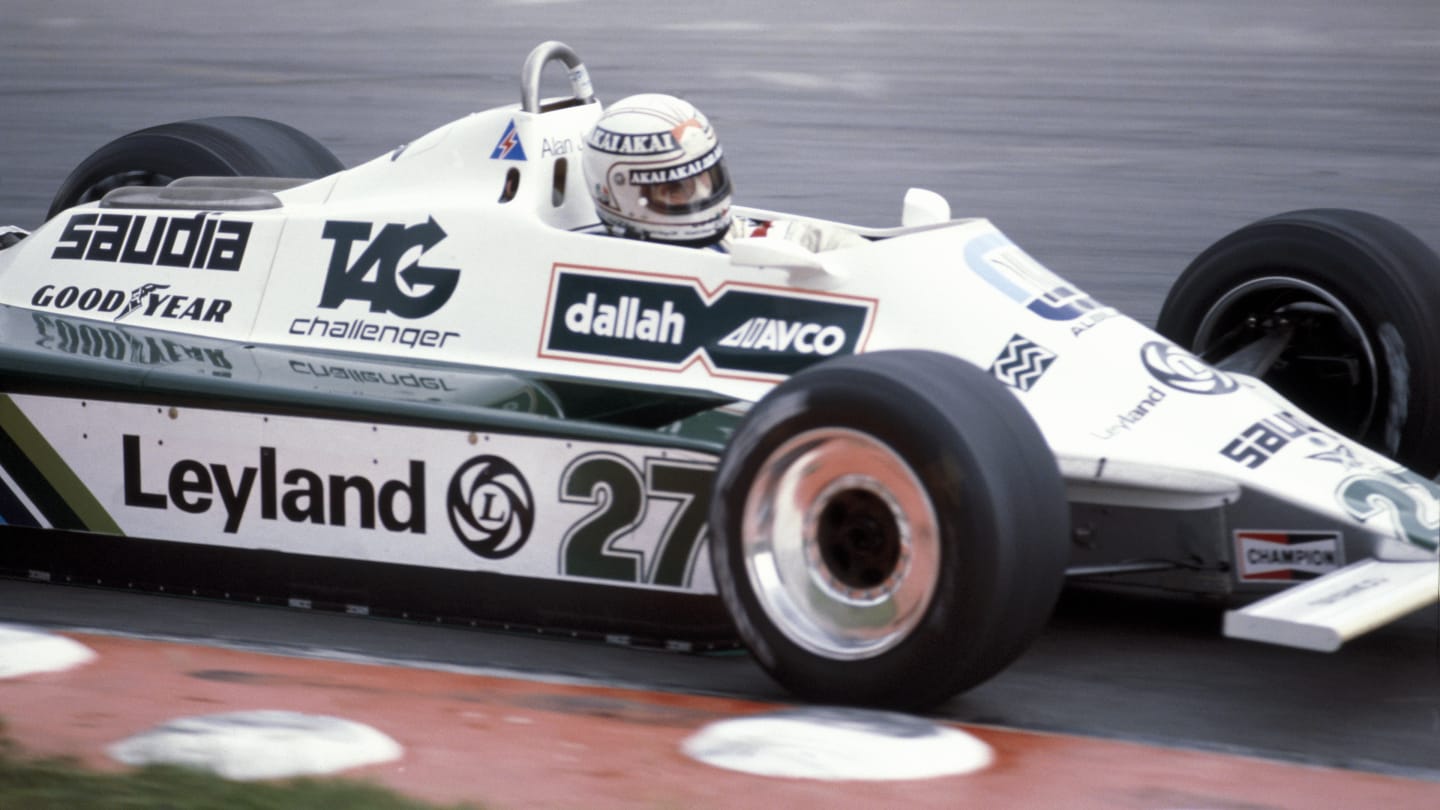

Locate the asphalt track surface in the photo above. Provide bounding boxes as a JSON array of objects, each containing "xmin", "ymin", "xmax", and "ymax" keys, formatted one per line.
[{"xmin": 1, "ymin": 0, "xmax": 1439, "ymax": 786}]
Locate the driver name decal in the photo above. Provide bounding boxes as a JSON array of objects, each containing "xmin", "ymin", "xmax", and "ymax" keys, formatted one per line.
[{"xmin": 541, "ymin": 266, "xmax": 875, "ymax": 377}]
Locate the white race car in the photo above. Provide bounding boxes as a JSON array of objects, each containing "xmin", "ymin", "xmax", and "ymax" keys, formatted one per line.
[{"xmin": 0, "ymin": 42, "xmax": 1436, "ymax": 708}]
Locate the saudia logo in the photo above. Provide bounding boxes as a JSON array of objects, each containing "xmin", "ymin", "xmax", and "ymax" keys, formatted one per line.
[
  {"xmin": 543, "ymin": 267, "xmax": 874, "ymax": 376},
  {"xmin": 122, "ymin": 435, "xmax": 424, "ymax": 534},
  {"xmin": 52, "ymin": 212, "xmax": 251, "ymax": 271}
]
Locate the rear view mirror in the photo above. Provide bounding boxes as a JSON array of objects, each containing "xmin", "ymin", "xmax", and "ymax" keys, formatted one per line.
[{"xmin": 902, "ymin": 187, "xmax": 951, "ymax": 227}]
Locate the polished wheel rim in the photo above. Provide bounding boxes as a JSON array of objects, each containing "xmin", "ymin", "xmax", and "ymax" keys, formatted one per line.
[
  {"xmin": 1193, "ymin": 275, "xmax": 1379, "ymax": 440},
  {"xmin": 741, "ymin": 427, "xmax": 940, "ymax": 660}
]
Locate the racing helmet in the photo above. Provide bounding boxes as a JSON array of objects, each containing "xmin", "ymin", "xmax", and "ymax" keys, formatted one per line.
[{"xmin": 582, "ymin": 94, "xmax": 732, "ymax": 246}]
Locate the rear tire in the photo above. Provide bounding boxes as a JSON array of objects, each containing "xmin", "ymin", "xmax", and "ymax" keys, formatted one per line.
[
  {"xmin": 708, "ymin": 350, "xmax": 1070, "ymax": 709},
  {"xmin": 48, "ymin": 116, "xmax": 343, "ymax": 219},
  {"xmin": 1157, "ymin": 209, "xmax": 1440, "ymax": 476}
]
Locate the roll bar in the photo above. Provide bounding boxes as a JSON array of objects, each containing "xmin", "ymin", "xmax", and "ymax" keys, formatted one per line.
[{"xmin": 520, "ymin": 41, "xmax": 596, "ymax": 113}]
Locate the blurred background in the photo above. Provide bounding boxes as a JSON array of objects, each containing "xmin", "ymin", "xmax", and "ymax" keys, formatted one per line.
[{"xmin": 2, "ymin": 0, "xmax": 1436, "ymax": 324}]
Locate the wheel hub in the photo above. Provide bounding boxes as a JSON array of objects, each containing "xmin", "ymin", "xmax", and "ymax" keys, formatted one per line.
[
  {"xmin": 741, "ymin": 428, "xmax": 940, "ymax": 661},
  {"xmin": 811, "ymin": 480, "xmax": 905, "ymax": 598}
]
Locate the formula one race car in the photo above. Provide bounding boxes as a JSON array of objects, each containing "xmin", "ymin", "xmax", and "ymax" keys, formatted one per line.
[{"xmin": 1, "ymin": 42, "xmax": 1437, "ymax": 709}]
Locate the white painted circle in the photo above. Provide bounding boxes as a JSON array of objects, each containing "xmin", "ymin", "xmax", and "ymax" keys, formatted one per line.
[
  {"xmin": 681, "ymin": 708, "xmax": 993, "ymax": 780},
  {"xmin": 108, "ymin": 710, "xmax": 403, "ymax": 780},
  {"xmin": 0, "ymin": 623, "xmax": 96, "ymax": 678}
]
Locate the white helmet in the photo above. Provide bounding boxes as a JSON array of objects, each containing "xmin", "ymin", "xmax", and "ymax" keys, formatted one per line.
[{"xmin": 583, "ymin": 94, "xmax": 732, "ymax": 246}]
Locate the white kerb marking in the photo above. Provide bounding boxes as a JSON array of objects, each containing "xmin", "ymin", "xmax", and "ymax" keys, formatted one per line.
[
  {"xmin": 107, "ymin": 710, "xmax": 403, "ymax": 780},
  {"xmin": 0, "ymin": 623, "xmax": 96, "ymax": 678},
  {"xmin": 681, "ymin": 707, "xmax": 993, "ymax": 780}
]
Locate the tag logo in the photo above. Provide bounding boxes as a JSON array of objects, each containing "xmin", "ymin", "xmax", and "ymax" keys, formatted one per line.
[
  {"xmin": 490, "ymin": 120, "xmax": 527, "ymax": 161},
  {"xmin": 318, "ymin": 218, "xmax": 460, "ymax": 319}
]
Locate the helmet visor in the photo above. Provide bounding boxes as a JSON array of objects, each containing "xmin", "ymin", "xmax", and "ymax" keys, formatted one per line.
[
  {"xmin": 632, "ymin": 151, "xmax": 731, "ymax": 216},
  {"xmin": 638, "ymin": 164, "xmax": 730, "ymax": 216}
]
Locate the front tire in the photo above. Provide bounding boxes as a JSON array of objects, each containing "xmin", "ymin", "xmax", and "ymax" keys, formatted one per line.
[
  {"xmin": 48, "ymin": 116, "xmax": 343, "ymax": 219},
  {"xmin": 708, "ymin": 351, "xmax": 1070, "ymax": 709},
  {"xmin": 1157, "ymin": 209, "xmax": 1440, "ymax": 476}
]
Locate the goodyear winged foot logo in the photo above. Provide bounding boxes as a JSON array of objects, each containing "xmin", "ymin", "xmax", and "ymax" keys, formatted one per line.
[{"xmin": 541, "ymin": 266, "xmax": 875, "ymax": 377}]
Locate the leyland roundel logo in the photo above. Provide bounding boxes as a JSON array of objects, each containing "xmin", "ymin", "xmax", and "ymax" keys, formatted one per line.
[
  {"xmin": 1140, "ymin": 341, "xmax": 1238, "ymax": 395},
  {"xmin": 448, "ymin": 455, "xmax": 534, "ymax": 559},
  {"xmin": 540, "ymin": 265, "xmax": 876, "ymax": 378}
]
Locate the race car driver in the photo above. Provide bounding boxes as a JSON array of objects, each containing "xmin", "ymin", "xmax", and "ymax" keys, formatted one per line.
[{"xmin": 581, "ymin": 93, "xmax": 864, "ymax": 252}]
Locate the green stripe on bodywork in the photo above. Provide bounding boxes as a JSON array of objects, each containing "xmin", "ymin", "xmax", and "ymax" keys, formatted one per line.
[
  {"xmin": 0, "ymin": 409, "xmax": 84, "ymax": 529},
  {"xmin": 0, "ymin": 395, "xmax": 122, "ymax": 535}
]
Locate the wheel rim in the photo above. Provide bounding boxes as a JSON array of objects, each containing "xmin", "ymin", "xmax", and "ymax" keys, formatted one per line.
[
  {"xmin": 1193, "ymin": 275, "xmax": 1379, "ymax": 440},
  {"xmin": 741, "ymin": 427, "xmax": 941, "ymax": 661}
]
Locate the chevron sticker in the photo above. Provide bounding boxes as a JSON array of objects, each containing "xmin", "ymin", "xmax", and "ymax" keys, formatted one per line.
[{"xmin": 989, "ymin": 334, "xmax": 1056, "ymax": 392}]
